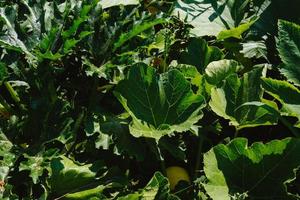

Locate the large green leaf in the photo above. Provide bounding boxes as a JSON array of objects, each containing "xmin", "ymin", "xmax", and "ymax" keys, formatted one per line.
[
  {"xmin": 204, "ymin": 137, "xmax": 300, "ymax": 200},
  {"xmin": 173, "ymin": 0, "xmax": 233, "ymax": 36},
  {"xmin": 48, "ymin": 156, "xmax": 97, "ymax": 197},
  {"xmin": 173, "ymin": 0, "xmax": 260, "ymax": 37},
  {"xmin": 277, "ymin": 20, "xmax": 300, "ymax": 86},
  {"xmin": 252, "ymin": 0, "xmax": 300, "ymax": 35},
  {"xmin": 179, "ymin": 38, "xmax": 224, "ymax": 73},
  {"xmin": 209, "ymin": 65, "xmax": 277, "ymax": 128},
  {"xmin": 114, "ymin": 63, "xmax": 205, "ymax": 140},
  {"xmin": 261, "ymin": 78, "xmax": 300, "ymax": 127}
]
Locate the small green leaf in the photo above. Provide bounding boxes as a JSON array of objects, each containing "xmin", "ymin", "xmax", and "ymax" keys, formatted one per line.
[
  {"xmin": 0, "ymin": 134, "xmax": 15, "ymax": 182},
  {"xmin": 99, "ymin": 0, "xmax": 139, "ymax": 9},
  {"xmin": 205, "ymin": 59, "xmax": 242, "ymax": 86},
  {"xmin": 240, "ymin": 40, "xmax": 268, "ymax": 59},
  {"xmin": 19, "ymin": 155, "xmax": 47, "ymax": 184},
  {"xmin": 114, "ymin": 18, "xmax": 167, "ymax": 51},
  {"xmin": 63, "ymin": 185, "xmax": 107, "ymax": 200},
  {"xmin": 117, "ymin": 172, "xmax": 179, "ymax": 200},
  {"xmin": 0, "ymin": 63, "xmax": 8, "ymax": 82},
  {"xmin": 217, "ymin": 19, "xmax": 257, "ymax": 40}
]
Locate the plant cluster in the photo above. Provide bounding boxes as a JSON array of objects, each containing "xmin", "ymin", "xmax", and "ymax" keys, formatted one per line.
[{"xmin": 1, "ymin": 0, "xmax": 300, "ymax": 199}]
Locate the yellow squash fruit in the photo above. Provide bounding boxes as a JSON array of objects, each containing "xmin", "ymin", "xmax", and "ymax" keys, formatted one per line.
[{"xmin": 166, "ymin": 166, "xmax": 191, "ymax": 190}]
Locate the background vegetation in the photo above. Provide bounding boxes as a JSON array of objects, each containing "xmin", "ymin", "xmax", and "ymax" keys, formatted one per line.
[{"xmin": 1, "ymin": 0, "xmax": 300, "ymax": 199}]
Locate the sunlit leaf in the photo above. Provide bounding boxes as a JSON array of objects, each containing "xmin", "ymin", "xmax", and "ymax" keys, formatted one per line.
[
  {"xmin": 277, "ymin": 20, "xmax": 300, "ymax": 86},
  {"xmin": 115, "ymin": 63, "xmax": 205, "ymax": 140},
  {"xmin": 204, "ymin": 137, "xmax": 300, "ymax": 199}
]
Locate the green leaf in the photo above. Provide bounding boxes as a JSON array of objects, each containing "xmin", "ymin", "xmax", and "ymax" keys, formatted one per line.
[
  {"xmin": 253, "ymin": 0, "xmax": 300, "ymax": 35},
  {"xmin": 83, "ymin": 58, "xmax": 108, "ymax": 79},
  {"xmin": 173, "ymin": 0, "xmax": 260, "ymax": 37},
  {"xmin": 113, "ymin": 18, "xmax": 167, "ymax": 51},
  {"xmin": 204, "ymin": 137, "xmax": 300, "ymax": 200},
  {"xmin": 261, "ymin": 78, "xmax": 300, "ymax": 127},
  {"xmin": 179, "ymin": 38, "xmax": 224, "ymax": 73},
  {"xmin": 0, "ymin": 5, "xmax": 32, "ymax": 56},
  {"xmin": 0, "ymin": 63, "xmax": 8, "ymax": 82},
  {"xmin": 117, "ymin": 172, "xmax": 179, "ymax": 200},
  {"xmin": 48, "ymin": 156, "xmax": 97, "ymax": 197},
  {"xmin": 205, "ymin": 59, "xmax": 242, "ymax": 86},
  {"xmin": 0, "ymin": 134, "xmax": 15, "ymax": 182},
  {"xmin": 217, "ymin": 19, "xmax": 257, "ymax": 40},
  {"xmin": 240, "ymin": 40, "xmax": 268, "ymax": 59},
  {"xmin": 173, "ymin": 0, "xmax": 233, "ymax": 36},
  {"xmin": 63, "ymin": 185, "xmax": 107, "ymax": 200},
  {"xmin": 176, "ymin": 64, "xmax": 213, "ymax": 100},
  {"xmin": 19, "ymin": 155, "xmax": 47, "ymax": 184},
  {"xmin": 99, "ymin": 0, "xmax": 139, "ymax": 9},
  {"xmin": 159, "ymin": 136, "xmax": 186, "ymax": 161},
  {"xmin": 277, "ymin": 20, "xmax": 300, "ymax": 86},
  {"xmin": 99, "ymin": 115, "xmax": 147, "ymax": 161},
  {"xmin": 115, "ymin": 63, "xmax": 205, "ymax": 140},
  {"xmin": 209, "ymin": 66, "xmax": 277, "ymax": 128}
]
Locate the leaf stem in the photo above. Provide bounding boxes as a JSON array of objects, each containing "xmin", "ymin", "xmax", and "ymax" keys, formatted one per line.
[
  {"xmin": 156, "ymin": 141, "xmax": 167, "ymax": 175},
  {"xmin": 66, "ymin": 108, "xmax": 86, "ymax": 155},
  {"xmin": 146, "ymin": 139, "xmax": 166, "ymax": 175},
  {"xmin": 280, "ymin": 117, "xmax": 300, "ymax": 137},
  {"xmin": 234, "ymin": 128, "xmax": 239, "ymax": 138},
  {"xmin": 193, "ymin": 133, "xmax": 204, "ymax": 179}
]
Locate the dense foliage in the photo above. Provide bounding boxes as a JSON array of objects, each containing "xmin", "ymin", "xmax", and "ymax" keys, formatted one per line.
[{"xmin": 1, "ymin": 0, "xmax": 300, "ymax": 199}]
